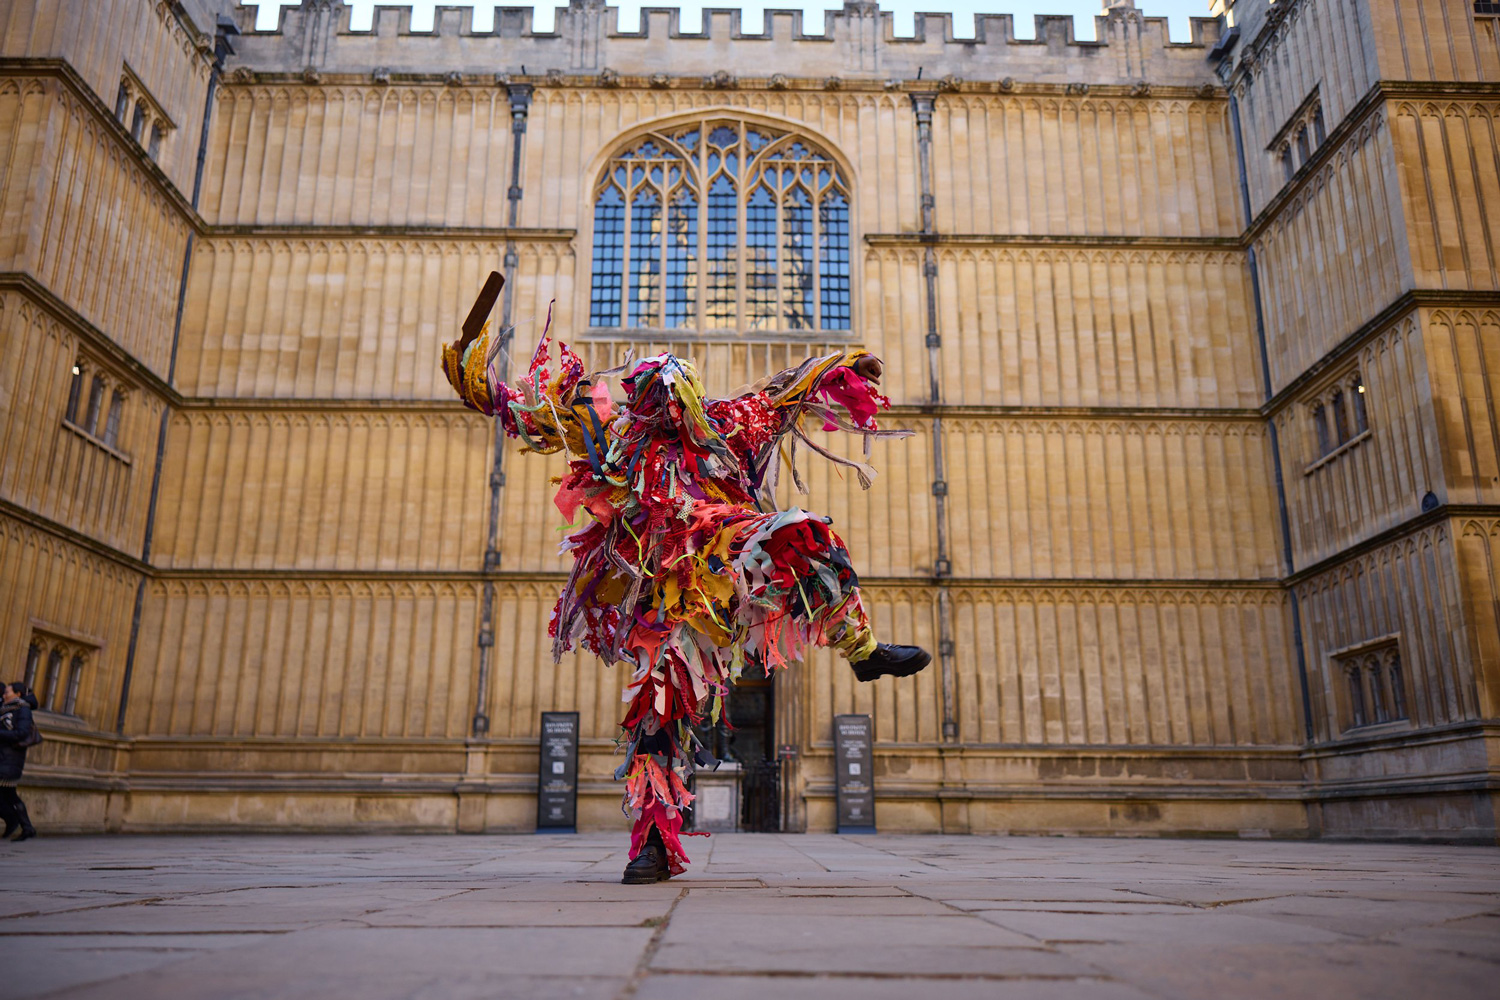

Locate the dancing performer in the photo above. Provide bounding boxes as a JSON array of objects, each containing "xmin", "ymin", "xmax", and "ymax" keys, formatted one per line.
[{"xmin": 442, "ymin": 273, "xmax": 930, "ymax": 883}]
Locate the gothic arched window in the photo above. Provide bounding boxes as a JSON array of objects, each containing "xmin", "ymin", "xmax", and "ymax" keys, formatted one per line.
[{"xmin": 588, "ymin": 119, "xmax": 852, "ymax": 335}]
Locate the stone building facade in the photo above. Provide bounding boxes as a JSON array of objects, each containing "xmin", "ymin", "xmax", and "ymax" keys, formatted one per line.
[{"xmin": 0, "ymin": 0, "xmax": 1495, "ymax": 841}]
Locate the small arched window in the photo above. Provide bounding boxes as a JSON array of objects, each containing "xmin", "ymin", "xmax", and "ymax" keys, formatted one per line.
[
  {"xmin": 66, "ymin": 362, "xmax": 84, "ymax": 423},
  {"xmin": 115, "ymin": 82, "xmax": 130, "ymax": 122},
  {"xmin": 43, "ymin": 648, "xmax": 64, "ymax": 711},
  {"xmin": 64, "ymin": 654, "xmax": 85, "ymax": 715},
  {"xmin": 589, "ymin": 119, "xmax": 852, "ymax": 335},
  {"xmin": 148, "ymin": 122, "xmax": 163, "ymax": 160},
  {"xmin": 1364, "ymin": 656, "xmax": 1389, "ymax": 723},
  {"xmin": 103, "ymin": 391, "xmax": 125, "ymax": 447},
  {"xmin": 1345, "ymin": 665, "xmax": 1366, "ymax": 729},
  {"xmin": 84, "ymin": 375, "xmax": 106, "ymax": 434},
  {"xmin": 130, "ymin": 101, "xmax": 147, "ymax": 141},
  {"xmin": 24, "ymin": 643, "xmax": 41, "ymax": 691},
  {"xmin": 1386, "ymin": 650, "xmax": 1406, "ymax": 720},
  {"xmin": 1352, "ymin": 374, "xmax": 1369, "ymax": 433},
  {"xmin": 1312, "ymin": 404, "xmax": 1331, "ymax": 455},
  {"xmin": 1295, "ymin": 126, "xmax": 1311, "ymax": 165},
  {"xmin": 1331, "ymin": 389, "xmax": 1350, "ymax": 444}
]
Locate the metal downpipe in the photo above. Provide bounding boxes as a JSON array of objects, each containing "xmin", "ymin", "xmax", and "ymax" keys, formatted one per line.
[
  {"xmin": 1226, "ymin": 87, "xmax": 1316, "ymax": 744},
  {"xmin": 911, "ymin": 92, "xmax": 958, "ymax": 742},
  {"xmin": 115, "ymin": 19, "xmax": 237, "ymax": 734},
  {"xmin": 472, "ymin": 82, "xmax": 534, "ymax": 736}
]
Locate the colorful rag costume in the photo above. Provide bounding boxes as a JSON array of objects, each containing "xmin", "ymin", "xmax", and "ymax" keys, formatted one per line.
[{"xmin": 442, "ymin": 311, "xmax": 909, "ymax": 874}]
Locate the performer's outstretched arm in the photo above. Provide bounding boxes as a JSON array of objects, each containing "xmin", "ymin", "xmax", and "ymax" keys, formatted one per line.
[
  {"xmin": 706, "ymin": 348, "xmax": 903, "ymax": 497},
  {"xmin": 441, "ymin": 272, "xmax": 606, "ymax": 457}
]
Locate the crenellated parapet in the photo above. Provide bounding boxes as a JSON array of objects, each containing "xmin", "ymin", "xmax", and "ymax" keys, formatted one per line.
[{"xmin": 229, "ymin": 1, "xmax": 1225, "ymax": 88}]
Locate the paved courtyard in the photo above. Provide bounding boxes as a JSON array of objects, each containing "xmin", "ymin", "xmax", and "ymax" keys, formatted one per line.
[{"xmin": 0, "ymin": 833, "xmax": 1496, "ymax": 999}]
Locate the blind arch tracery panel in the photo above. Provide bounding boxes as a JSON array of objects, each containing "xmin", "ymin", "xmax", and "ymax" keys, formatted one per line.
[{"xmin": 588, "ymin": 119, "xmax": 852, "ymax": 336}]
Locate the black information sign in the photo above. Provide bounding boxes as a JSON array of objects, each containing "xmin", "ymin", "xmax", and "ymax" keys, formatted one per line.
[
  {"xmin": 833, "ymin": 713, "xmax": 876, "ymax": 834},
  {"xmin": 536, "ymin": 711, "xmax": 579, "ymax": 833}
]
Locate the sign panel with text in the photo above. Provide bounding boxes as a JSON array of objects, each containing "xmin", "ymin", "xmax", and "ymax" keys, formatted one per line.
[
  {"xmin": 833, "ymin": 713, "xmax": 876, "ymax": 834},
  {"xmin": 536, "ymin": 711, "xmax": 579, "ymax": 832}
]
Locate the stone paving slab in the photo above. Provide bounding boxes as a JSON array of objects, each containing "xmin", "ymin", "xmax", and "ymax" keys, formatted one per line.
[
  {"xmin": 0, "ymin": 833, "xmax": 1496, "ymax": 999},
  {"xmin": 638, "ymin": 974, "xmax": 1159, "ymax": 1000}
]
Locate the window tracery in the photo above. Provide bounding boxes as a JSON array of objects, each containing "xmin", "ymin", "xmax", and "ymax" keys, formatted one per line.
[
  {"xmin": 1334, "ymin": 640, "xmax": 1408, "ymax": 732},
  {"xmin": 114, "ymin": 66, "xmax": 173, "ymax": 164},
  {"xmin": 1304, "ymin": 369, "xmax": 1371, "ymax": 471},
  {"xmin": 23, "ymin": 631, "xmax": 93, "ymax": 716},
  {"xmin": 64, "ymin": 357, "xmax": 134, "ymax": 459},
  {"xmin": 1270, "ymin": 88, "xmax": 1326, "ymax": 185},
  {"xmin": 588, "ymin": 119, "xmax": 852, "ymax": 335}
]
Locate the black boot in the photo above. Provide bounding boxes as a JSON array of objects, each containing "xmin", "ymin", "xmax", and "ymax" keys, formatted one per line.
[
  {"xmin": 621, "ymin": 828, "xmax": 670, "ymax": 884},
  {"xmin": 10, "ymin": 799, "xmax": 34, "ymax": 842},
  {"xmin": 852, "ymin": 643, "xmax": 932, "ymax": 682}
]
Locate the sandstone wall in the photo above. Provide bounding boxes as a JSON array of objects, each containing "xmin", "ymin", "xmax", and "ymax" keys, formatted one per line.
[{"xmin": 1, "ymin": 0, "xmax": 1494, "ymax": 840}]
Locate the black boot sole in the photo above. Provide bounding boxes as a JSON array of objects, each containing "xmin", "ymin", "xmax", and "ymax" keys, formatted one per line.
[
  {"xmin": 621, "ymin": 868, "xmax": 670, "ymax": 884},
  {"xmin": 852, "ymin": 649, "xmax": 932, "ymax": 682}
]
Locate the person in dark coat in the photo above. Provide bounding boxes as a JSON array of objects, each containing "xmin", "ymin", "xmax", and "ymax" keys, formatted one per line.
[{"xmin": 0, "ymin": 682, "xmax": 37, "ymax": 841}]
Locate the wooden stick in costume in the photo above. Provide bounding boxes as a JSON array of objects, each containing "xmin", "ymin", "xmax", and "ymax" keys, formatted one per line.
[{"xmin": 442, "ymin": 272, "xmax": 931, "ymax": 882}]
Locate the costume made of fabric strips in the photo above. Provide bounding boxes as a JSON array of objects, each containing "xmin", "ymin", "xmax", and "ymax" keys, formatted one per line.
[{"xmin": 442, "ymin": 319, "xmax": 909, "ymax": 874}]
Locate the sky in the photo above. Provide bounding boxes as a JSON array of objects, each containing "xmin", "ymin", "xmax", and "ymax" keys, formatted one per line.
[{"xmin": 242, "ymin": 1, "xmax": 1217, "ymax": 43}]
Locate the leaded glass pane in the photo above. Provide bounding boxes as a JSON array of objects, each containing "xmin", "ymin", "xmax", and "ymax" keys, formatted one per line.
[
  {"xmin": 665, "ymin": 188, "xmax": 698, "ymax": 329},
  {"xmin": 590, "ymin": 187, "xmax": 625, "ymax": 327},
  {"xmin": 1332, "ymin": 389, "xmax": 1350, "ymax": 443},
  {"xmin": 819, "ymin": 192, "xmax": 851, "ymax": 330},
  {"xmin": 782, "ymin": 188, "xmax": 813, "ymax": 330},
  {"xmin": 746, "ymin": 186, "xmax": 778, "ymax": 329},
  {"xmin": 628, "ymin": 190, "xmax": 662, "ymax": 327},
  {"xmin": 706, "ymin": 175, "xmax": 738, "ymax": 328}
]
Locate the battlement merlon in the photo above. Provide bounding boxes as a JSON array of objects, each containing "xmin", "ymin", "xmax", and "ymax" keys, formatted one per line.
[{"xmin": 229, "ymin": 2, "xmax": 1225, "ymax": 88}]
